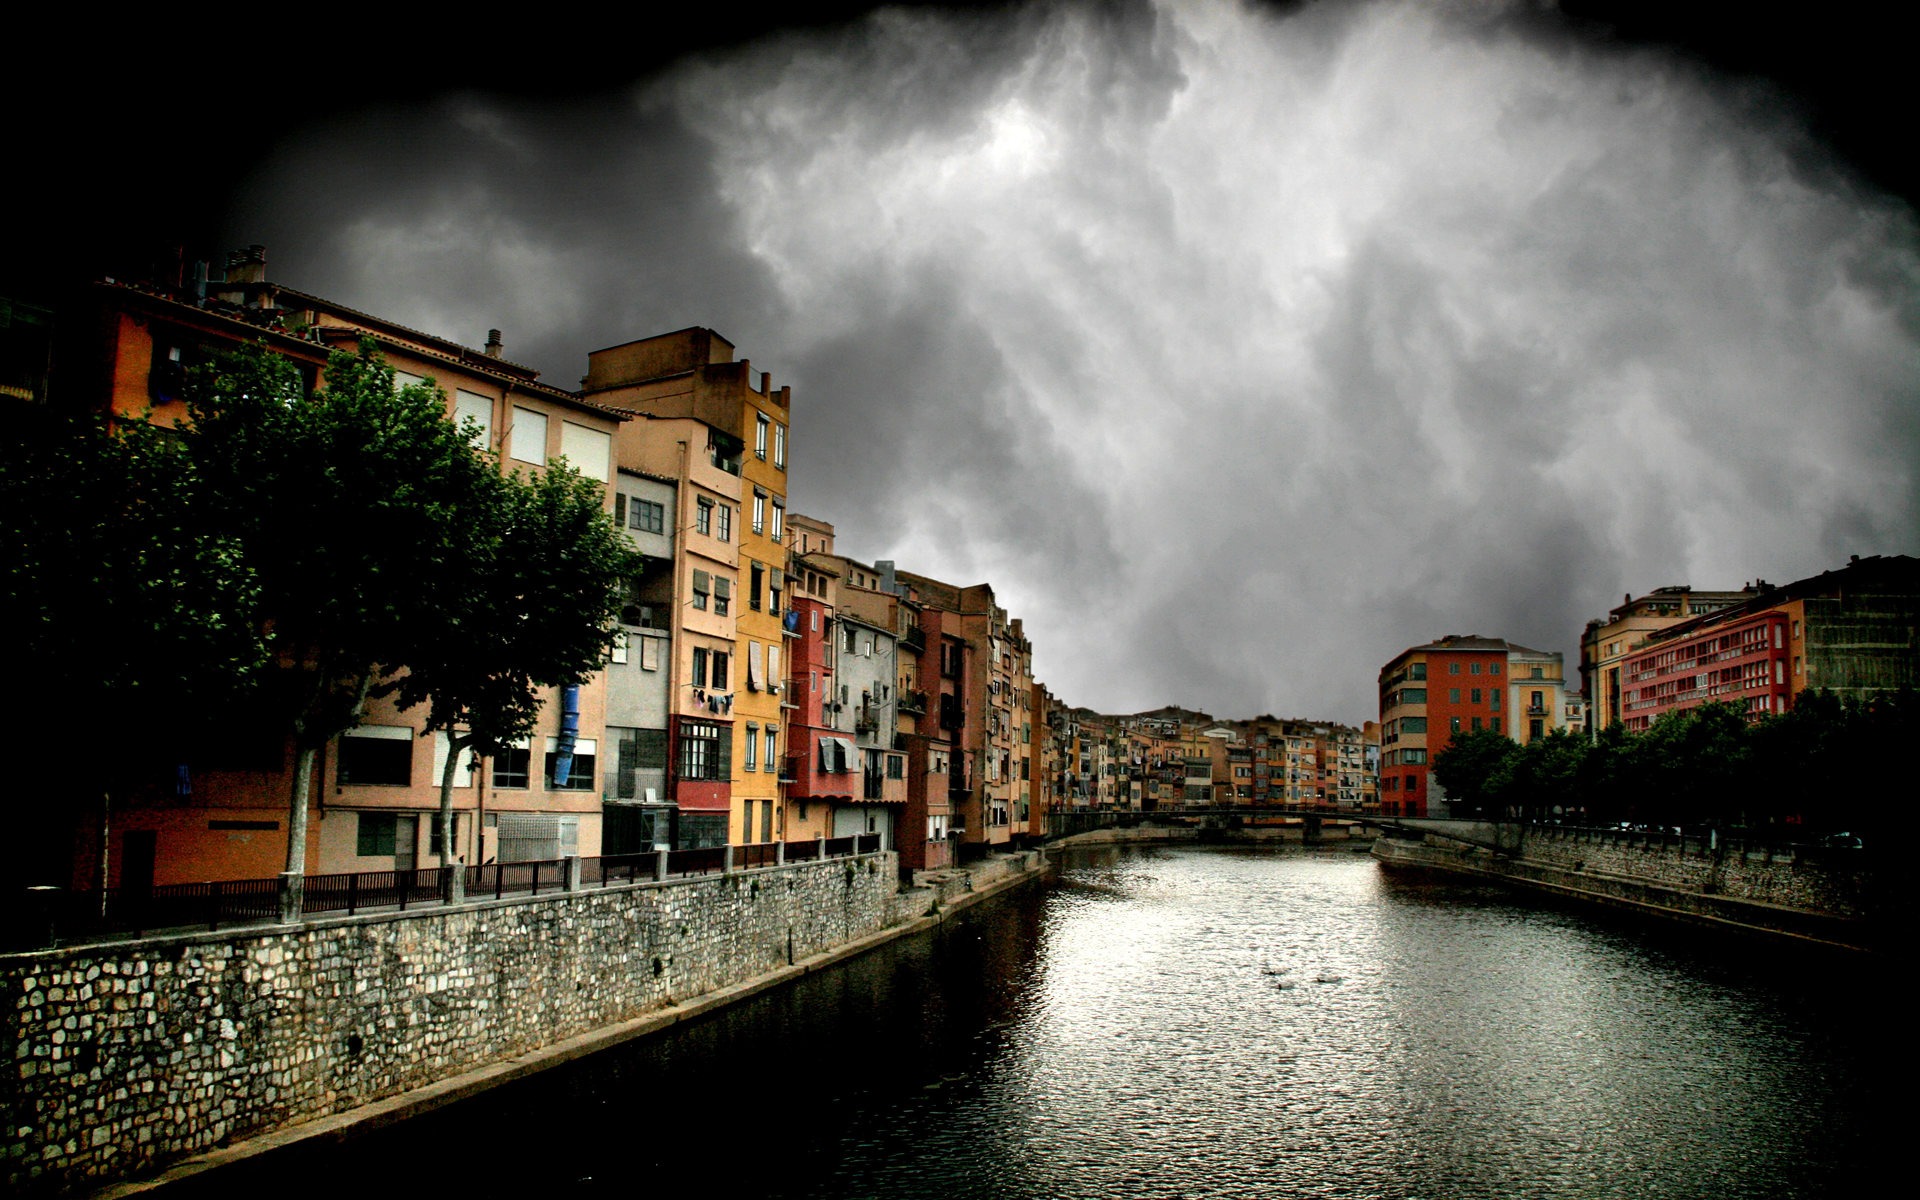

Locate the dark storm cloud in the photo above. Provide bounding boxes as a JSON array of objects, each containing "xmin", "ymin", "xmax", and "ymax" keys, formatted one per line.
[{"xmin": 216, "ymin": 0, "xmax": 1920, "ymax": 722}]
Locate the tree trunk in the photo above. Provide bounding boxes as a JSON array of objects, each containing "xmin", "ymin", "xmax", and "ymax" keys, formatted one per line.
[
  {"xmin": 280, "ymin": 740, "xmax": 316, "ymax": 922},
  {"xmin": 439, "ymin": 733, "xmax": 467, "ymax": 903},
  {"xmin": 98, "ymin": 789, "xmax": 111, "ymax": 919},
  {"xmin": 282, "ymin": 668, "xmax": 374, "ymax": 918}
]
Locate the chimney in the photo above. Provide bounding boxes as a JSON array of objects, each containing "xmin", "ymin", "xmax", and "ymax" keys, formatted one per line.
[
  {"xmin": 760, "ymin": 371, "xmax": 771, "ymax": 393},
  {"xmin": 485, "ymin": 329, "xmax": 504, "ymax": 358},
  {"xmin": 225, "ymin": 244, "xmax": 267, "ymax": 284}
]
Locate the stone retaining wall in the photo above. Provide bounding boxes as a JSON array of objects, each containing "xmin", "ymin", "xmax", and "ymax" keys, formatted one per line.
[
  {"xmin": 2, "ymin": 852, "xmax": 899, "ymax": 1195},
  {"xmin": 1516, "ymin": 827, "xmax": 1875, "ymax": 917},
  {"xmin": 1373, "ymin": 838, "xmax": 1879, "ymax": 950}
]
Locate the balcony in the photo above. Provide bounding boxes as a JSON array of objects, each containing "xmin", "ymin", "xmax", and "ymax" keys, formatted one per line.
[
  {"xmin": 901, "ymin": 626, "xmax": 926, "ymax": 654},
  {"xmin": 898, "ymin": 690, "xmax": 928, "ymax": 716}
]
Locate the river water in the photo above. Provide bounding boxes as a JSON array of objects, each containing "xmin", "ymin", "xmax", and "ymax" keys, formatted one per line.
[{"xmin": 193, "ymin": 844, "xmax": 1891, "ymax": 1198}]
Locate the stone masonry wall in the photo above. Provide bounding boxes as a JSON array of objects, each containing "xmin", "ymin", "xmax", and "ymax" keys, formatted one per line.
[
  {"xmin": 2, "ymin": 853, "xmax": 898, "ymax": 1195},
  {"xmin": 1517, "ymin": 827, "xmax": 1874, "ymax": 917}
]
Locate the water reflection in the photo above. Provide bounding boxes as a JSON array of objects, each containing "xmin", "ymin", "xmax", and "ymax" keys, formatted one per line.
[{"xmin": 180, "ymin": 845, "xmax": 1889, "ymax": 1199}]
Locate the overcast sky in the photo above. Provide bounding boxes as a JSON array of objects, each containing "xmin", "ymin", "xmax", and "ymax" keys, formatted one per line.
[{"xmin": 102, "ymin": 0, "xmax": 1919, "ymax": 724}]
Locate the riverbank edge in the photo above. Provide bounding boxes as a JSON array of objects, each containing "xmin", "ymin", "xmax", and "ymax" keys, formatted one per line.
[
  {"xmin": 1371, "ymin": 836, "xmax": 1879, "ymax": 954},
  {"xmin": 86, "ymin": 851, "xmax": 1052, "ymax": 1200}
]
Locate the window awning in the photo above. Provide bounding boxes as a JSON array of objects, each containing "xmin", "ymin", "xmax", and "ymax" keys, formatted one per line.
[{"xmin": 829, "ymin": 737, "xmax": 858, "ymax": 773}]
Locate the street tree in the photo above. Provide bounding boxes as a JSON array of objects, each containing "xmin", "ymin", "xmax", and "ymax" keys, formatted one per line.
[
  {"xmin": 2, "ymin": 405, "xmax": 266, "ymax": 889},
  {"xmin": 391, "ymin": 455, "xmax": 640, "ymax": 876},
  {"xmin": 179, "ymin": 341, "xmax": 500, "ymax": 908},
  {"xmin": 1431, "ymin": 727, "xmax": 1521, "ymax": 818}
]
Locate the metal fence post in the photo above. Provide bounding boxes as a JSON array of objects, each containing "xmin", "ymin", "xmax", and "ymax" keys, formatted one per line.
[
  {"xmin": 776, "ymin": 840, "xmax": 785, "ymax": 866},
  {"xmin": 818, "ymin": 835, "xmax": 827, "ymax": 861}
]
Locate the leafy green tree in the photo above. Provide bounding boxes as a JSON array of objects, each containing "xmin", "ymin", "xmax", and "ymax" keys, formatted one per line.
[
  {"xmin": 179, "ymin": 341, "xmax": 500, "ymax": 906},
  {"xmin": 2, "ymin": 406, "xmax": 266, "ymax": 888},
  {"xmin": 392, "ymin": 455, "xmax": 640, "ymax": 875},
  {"xmin": 1431, "ymin": 727, "xmax": 1521, "ymax": 818}
]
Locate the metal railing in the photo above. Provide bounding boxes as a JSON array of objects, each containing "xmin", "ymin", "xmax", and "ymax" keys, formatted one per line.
[{"xmin": 5, "ymin": 835, "xmax": 892, "ymax": 951}]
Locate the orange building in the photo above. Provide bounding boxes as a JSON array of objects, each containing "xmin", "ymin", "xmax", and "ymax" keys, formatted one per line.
[
  {"xmin": 1378, "ymin": 636, "xmax": 1536, "ymax": 817},
  {"xmin": 73, "ymin": 247, "xmax": 627, "ymax": 884}
]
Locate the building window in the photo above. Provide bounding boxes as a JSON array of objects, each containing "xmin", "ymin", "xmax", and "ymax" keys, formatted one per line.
[
  {"xmin": 510, "ymin": 407, "xmax": 548, "ymax": 465},
  {"xmin": 889, "ymin": 754, "xmax": 905, "ymax": 780},
  {"xmin": 750, "ymin": 563, "xmax": 764, "ymax": 611},
  {"xmin": 627, "ymin": 497, "xmax": 665, "ymax": 533},
  {"xmin": 1490, "ymin": 691, "xmax": 1500, "ymax": 711},
  {"xmin": 711, "ymin": 651, "xmax": 730, "ymax": 691},
  {"xmin": 771, "ymin": 500, "xmax": 784, "ymax": 542},
  {"xmin": 1449, "ymin": 717, "xmax": 1461, "ymax": 734},
  {"xmin": 696, "ymin": 498, "xmax": 713, "ymax": 535},
  {"xmin": 717, "ymin": 504, "xmax": 732, "ymax": 542},
  {"xmin": 1470, "ymin": 662, "xmax": 1482, "ymax": 675},
  {"xmin": 1471, "ymin": 689, "xmax": 1481, "ymax": 703},
  {"xmin": 1409, "ymin": 663, "xmax": 1426, "ymax": 680},
  {"xmin": 1529, "ymin": 719, "xmax": 1544, "ymax": 740},
  {"xmin": 679, "ymin": 721, "xmax": 724, "ymax": 780},
  {"xmin": 765, "ymin": 726, "xmax": 778, "ymax": 772},
  {"xmin": 745, "ymin": 722, "xmax": 759, "ymax": 771},
  {"xmin": 543, "ymin": 737, "xmax": 596, "ymax": 790},
  {"xmin": 753, "ymin": 492, "xmax": 766, "ymax": 535},
  {"xmin": 774, "ymin": 424, "xmax": 786, "ymax": 468},
  {"xmin": 455, "ymin": 391, "xmax": 493, "ymax": 448},
  {"xmin": 693, "ymin": 647, "xmax": 709, "ymax": 687},
  {"xmin": 1449, "ymin": 688, "xmax": 1460, "ymax": 703},
  {"xmin": 559, "ymin": 421, "xmax": 611, "ymax": 483},
  {"xmin": 756, "ymin": 413, "xmax": 769, "ymax": 459},
  {"xmin": 356, "ymin": 813, "xmax": 398, "ymax": 857},
  {"xmin": 1490, "ymin": 663, "xmax": 1502, "ymax": 676},
  {"xmin": 714, "ymin": 575, "xmax": 731, "ymax": 617},
  {"xmin": 693, "ymin": 569, "xmax": 711, "ymax": 611},
  {"xmin": 494, "ymin": 739, "xmax": 532, "ymax": 789},
  {"xmin": 338, "ymin": 725, "xmax": 413, "ymax": 786},
  {"xmin": 1449, "ymin": 663, "xmax": 1460, "ymax": 675}
]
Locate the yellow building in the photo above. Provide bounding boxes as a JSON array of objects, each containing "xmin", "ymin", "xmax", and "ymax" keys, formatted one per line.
[{"xmin": 582, "ymin": 329, "xmax": 791, "ymax": 845}]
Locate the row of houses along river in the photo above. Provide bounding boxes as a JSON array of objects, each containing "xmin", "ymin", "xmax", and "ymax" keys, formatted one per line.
[{"xmin": 148, "ymin": 840, "xmax": 1886, "ymax": 1200}]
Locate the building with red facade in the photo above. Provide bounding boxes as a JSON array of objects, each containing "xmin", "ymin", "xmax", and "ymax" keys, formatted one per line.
[
  {"xmin": 1618, "ymin": 555, "xmax": 1920, "ymax": 729},
  {"xmin": 1377, "ymin": 636, "xmax": 1554, "ymax": 817}
]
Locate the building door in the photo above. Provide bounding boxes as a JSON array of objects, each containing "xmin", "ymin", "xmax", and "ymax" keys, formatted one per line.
[
  {"xmin": 121, "ymin": 831, "xmax": 156, "ymax": 893},
  {"xmin": 394, "ymin": 816, "xmax": 417, "ymax": 872}
]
